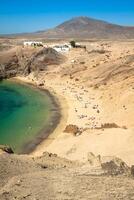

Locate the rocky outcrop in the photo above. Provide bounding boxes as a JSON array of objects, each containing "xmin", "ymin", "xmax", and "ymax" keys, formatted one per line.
[
  {"xmin": 87, "ymin": 153, "xmax": 130, "ymax": 176},
  {"xmin": 64, "ymin": 124, "xmax": 80, "ymax": 135},
  {"xmin": 0, "ymin": 55, "xmax": 19, "ymax": 79},
  {"xmin": 0, "ymin": 47, "xmax": 65, "ymax": 80},
  {"xmin": 0, "ymin": 145, "xmax": 14, "ymax": 154},
  {"xmin": 101, "ymin": 156, "xmax": 130, "ymax": 175},
  {"xmin": 32, "ymin": 48, "xmax": 64, "ymax": 69}
]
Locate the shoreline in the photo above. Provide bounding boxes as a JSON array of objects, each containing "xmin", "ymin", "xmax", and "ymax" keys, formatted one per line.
[
  {"xmin": 0, "ymin": 40, "xmax": 134, "ymax": 169},
  {"xmin": 14, "ymin": 76, "xmax": 68, "ymax": 156}
]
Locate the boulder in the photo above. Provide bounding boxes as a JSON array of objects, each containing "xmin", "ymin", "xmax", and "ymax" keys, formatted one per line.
[
  {"xmin": 0, "ymin": 145, "xmax": 14, "ymax": 154},
  {"xmin": 64, "ymin": 124, "xmax": 80, "ymax": 135},
  {"xmin": 37, "ymin": 81, "xmax": 44, "ymax": 87}
]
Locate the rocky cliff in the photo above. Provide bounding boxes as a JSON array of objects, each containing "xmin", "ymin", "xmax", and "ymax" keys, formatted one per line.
[{"xmin": 0, "ymin": 47, "xmax": 65, "ymax": 80}]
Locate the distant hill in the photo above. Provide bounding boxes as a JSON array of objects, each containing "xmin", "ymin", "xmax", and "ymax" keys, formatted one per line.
[
  {"xmin": 2, "ymin": 16, "xmax": 134, "ymax": 39},
  {"xmin": 34, "ymin": 16, "xmax": 134, "ymax": 39}
]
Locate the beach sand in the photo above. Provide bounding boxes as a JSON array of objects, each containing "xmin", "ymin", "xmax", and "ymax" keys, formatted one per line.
[{"xmin": 16, "ymin": 40, "xmax": 134, "ymax": 166}]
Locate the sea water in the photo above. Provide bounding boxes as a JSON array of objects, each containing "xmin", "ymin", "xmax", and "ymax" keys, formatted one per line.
[{"xmin": 0, "ymin": 80, "xmax": 54, "ymax": 153}]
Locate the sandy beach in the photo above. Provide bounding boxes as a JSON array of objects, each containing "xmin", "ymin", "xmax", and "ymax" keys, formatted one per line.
[
  {"xmin": 16, "ymin": 40, "xmax": 134, "ymax": 166},
  {"xmin": 1, "ymin": 43, "xmax": 134, "ymax": 199},
  {"xmin": 1, "ymin": 40, "xmax": 134, "ymax": 200}
]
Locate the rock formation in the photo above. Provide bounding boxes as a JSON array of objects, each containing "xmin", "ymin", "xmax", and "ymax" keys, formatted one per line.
[
  {"xmin": 64, "ymin": 124, "xmax": 80, "ymax": 135},
  {"xmin": 0, "ymin": 47, "xmax": 65, "ymax": 80},
  {"xmin": 0, "ymin": 145, "xmax": 14, "ymax": 154}
]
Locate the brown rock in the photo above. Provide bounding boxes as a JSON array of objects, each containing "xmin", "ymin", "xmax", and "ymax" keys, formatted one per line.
[
  {"xmin": 64, "ymin": 124, "xmax": 79, "ymax": 135},
  {"xmin": 131, "ymin": 165, "xmax": 134, "ymax": 176},
  {"xmin": 0, "ymin": 145, "xmax": 14, "ymax": 154},
  {"xmin": 38, "ymin": 81, "xmax": 44, "ymax": 86},
  {"xmin": 101, "ymin": 157, "xmax": 130, "ymax": 175}
]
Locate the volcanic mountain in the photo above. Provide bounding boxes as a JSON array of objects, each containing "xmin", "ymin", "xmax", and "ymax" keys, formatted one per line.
[{"xmin": 34, "ymin": 16, "xmax": 134, "ymax": 39}]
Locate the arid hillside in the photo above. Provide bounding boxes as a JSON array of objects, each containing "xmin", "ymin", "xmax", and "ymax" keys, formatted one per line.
[
  {"xmin": 29, "ymin": 40, "xmax": 134, "ymax": 166},
  {"xmin": 0, "ymin": 46, "xmax": 65, "ymax": 79},
  {"xmin": 0, "ymin": 39, "xmax": 134, "ymax": 199},
  {"xmin": 0, "ymin": 149, "xmax": 134, "ymax": 200}
]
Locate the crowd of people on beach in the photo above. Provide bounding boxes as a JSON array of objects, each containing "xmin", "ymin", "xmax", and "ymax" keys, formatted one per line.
[{"xmin": 44, "ymin": 78, "xmax": 102, "ymax": 133}]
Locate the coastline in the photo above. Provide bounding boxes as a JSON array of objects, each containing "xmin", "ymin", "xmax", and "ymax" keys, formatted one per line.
[
  {"xmin": 8, "ymin": 40, "xmax": 134, "ymax": 165},
  {"xmin": 13, "ymin": 76, "xmax": 68, "ymax": 156},
  {"xmin": 17, "ymin": 72, "xmax": 134, "ymax": 166}
]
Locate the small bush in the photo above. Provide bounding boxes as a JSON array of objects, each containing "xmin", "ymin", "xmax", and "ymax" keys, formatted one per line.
[{"xmin": 70, "ymin": 41, "xmax": 76, "ymax": 48}]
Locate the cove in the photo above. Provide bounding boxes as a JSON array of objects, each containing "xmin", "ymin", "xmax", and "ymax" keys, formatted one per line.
[{"xmin": 0, "ymin": 80, "xmax": 60, "ymax": 154}]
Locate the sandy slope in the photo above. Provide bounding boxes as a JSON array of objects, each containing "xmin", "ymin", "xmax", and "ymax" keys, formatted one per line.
[
  {"xmin": 1, "ymin": 40, "xmax": 134, "ymax": 200},
  {"xmin": 0, "ymin": 152, "xmax": 134, "ymax": 200},
  {"xmin": 21, "ymin": 40, "xmax": 134, "ymax": 166}
]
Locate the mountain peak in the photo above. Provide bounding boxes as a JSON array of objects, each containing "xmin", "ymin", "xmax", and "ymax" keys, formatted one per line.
[
  {"xmin": 56, "ymin": 16, "xmax": 111, "ymax": 30},
  {"xmin": 70, "ymin": 16, "xmax": 92, "ymax": 21},
  {"xmin": 32, "ymin": 16, "xmax": 134, "ymax": 39}
]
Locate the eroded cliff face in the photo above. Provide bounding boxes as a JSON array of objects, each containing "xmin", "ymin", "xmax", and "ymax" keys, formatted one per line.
[
  {"xmin": 0, "ymin": 54, "xmax": 19, "ymax": 79},
  {"xmin": 0, "ymin": 47, "xmax": 65, "ymax": 80}
]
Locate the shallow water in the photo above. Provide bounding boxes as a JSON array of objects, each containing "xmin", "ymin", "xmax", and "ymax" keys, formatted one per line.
[{"xmin": 0, "ymin": 80, "xmax": 55, "ymax": 153}]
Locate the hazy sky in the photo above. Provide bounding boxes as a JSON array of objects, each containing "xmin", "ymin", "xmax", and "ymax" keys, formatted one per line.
[{"xmin": 0, "ymin": 0, "xmax": 134, "ymax": 34}]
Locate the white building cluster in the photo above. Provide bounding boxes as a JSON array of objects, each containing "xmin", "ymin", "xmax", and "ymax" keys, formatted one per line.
[
  {"xmin": 23, "ymin": 41, "xmax": 43, "ymax": 47},
  {"xmin": 23, "ymin": 41, "xmax": 71, "ymax": 53},
  {"xmin": 51, "ymin": 44, "xmax": 72, "ymax": 53}
]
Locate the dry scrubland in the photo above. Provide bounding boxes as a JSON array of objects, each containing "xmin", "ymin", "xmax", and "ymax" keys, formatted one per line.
[{"xmin": 0, "ymin": 39, "xmax": 134, "ymax": 199}]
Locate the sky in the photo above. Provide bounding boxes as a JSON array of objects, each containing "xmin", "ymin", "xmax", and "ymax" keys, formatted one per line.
[{"xmin": 0, "ymin": 0, "xmax": 134, "ymax": 34}]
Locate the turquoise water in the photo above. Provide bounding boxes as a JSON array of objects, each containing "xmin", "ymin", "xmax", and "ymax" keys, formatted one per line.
[{"xmin": 0, "ymin": 80, "xmax": 56, "ymax": 153}]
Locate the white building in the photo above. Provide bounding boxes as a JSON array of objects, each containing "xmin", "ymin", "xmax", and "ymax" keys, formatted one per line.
[
  {"xmin": 52, "ymin": 44, "xmax": 71, "ymax": 53},
  {"xmin": 23, "ymin": 41, "xmax": 43, "ymax": 47}
]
